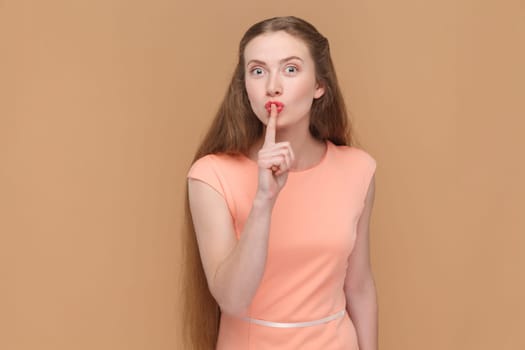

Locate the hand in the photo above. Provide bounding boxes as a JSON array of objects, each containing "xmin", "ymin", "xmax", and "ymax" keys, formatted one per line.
[{"xmin": 256, "ymin": 104, "xmax": 295, "ymax": 200}]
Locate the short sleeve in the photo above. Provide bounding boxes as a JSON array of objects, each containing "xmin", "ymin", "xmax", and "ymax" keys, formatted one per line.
[
  {"xmin": 187, "ymin": 155, "xmax": 225, "ymax": 197},
  {"xmin": 364, "ymin": 152, "xmax": 377, "ymax": 184},
  {"xmin": 362, "ymin": 152, "xmax": 377, "ymax": 200}
]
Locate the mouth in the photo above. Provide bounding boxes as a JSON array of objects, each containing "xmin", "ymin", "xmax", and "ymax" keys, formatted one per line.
[{"xmin": 265, "ymin": 101, "xmax": 285, "ymax": 113}]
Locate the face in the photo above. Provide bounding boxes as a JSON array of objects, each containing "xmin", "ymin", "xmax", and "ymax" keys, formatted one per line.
[{"xmin": 243, "ymin": 31, "xmax": 325, "ymax": 129}]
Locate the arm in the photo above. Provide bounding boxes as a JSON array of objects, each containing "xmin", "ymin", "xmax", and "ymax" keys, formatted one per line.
[
  {"xmin": 188, "ymin": 179, "xmax": 275, "ymax": 316},
  {"xmin": 187, "ymin": 104, "xmax": 294, "ymax": 317},
  {"xmin": 344, "ymin": 175, "xmax": 378, "ymax": 350}
]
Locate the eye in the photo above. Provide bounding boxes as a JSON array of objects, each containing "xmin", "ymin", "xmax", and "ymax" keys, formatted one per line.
[
  {"xmin": 250, "ymin": 67, "xmax": 265, "ymax": 76},
  {"xmin": 284, "ymin": 65, "xmax": 298, "ymax": 74}
]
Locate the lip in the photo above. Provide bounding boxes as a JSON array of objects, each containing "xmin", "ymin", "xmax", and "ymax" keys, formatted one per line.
[{"xmin": 265, "ymin": 101, "xmax": 285, "ymax": 113}]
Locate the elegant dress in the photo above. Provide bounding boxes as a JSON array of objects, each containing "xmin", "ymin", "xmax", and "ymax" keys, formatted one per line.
[{"xmin": 187, "ymin": 140, "xmax": 377, "ymax": 349}]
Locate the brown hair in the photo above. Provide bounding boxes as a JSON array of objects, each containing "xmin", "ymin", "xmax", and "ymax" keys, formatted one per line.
[{"xmin": 181, "ymin": 16, "xmax": 358, "ymax": 349}]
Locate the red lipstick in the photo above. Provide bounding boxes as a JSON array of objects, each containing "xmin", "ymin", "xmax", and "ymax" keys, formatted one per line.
[{"xmin": 265, "ymin": 101, "xmax": 285, "ymax": 113}]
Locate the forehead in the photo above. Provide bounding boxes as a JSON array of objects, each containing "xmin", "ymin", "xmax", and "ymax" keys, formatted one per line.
[{"xmin": 243, "ymin": 31, "xmax": 311, "ymax": 63}]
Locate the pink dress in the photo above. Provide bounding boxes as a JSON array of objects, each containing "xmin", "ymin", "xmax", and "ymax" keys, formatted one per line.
[{"xmin": 187, "ymin": 140, "xmax": 377, "ymax": 349}]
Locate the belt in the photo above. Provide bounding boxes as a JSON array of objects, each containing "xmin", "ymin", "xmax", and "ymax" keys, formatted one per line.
[{"xmin": 242, "ymin": 309, "xmax": 346, "ymax": 328}]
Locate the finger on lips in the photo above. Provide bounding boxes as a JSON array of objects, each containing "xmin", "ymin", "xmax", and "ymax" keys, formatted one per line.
[
  {"xmin": 264, "ymin": 107, "xmax": 277, "ymax": 146},
  {"xmin": 260, "ymin": 102, "xmax": 294, "ymax": 174},
  {"xmin": 264, "ymin": 101, "xmax": 284, "ymax": 113},
  {"xmin": 263, "ymin": 101, "xmax": 284, "ymax": 146}
]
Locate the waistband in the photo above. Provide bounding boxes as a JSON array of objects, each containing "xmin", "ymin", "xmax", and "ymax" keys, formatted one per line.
[{"xmin": 242, "ymin": 309, "xmax": 346, "ymax": 328}]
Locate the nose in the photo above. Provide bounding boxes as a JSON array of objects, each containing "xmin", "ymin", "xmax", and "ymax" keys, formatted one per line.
[{"xmin": 266, "ymin": 72, "xmax": 282, "ymax": 97}]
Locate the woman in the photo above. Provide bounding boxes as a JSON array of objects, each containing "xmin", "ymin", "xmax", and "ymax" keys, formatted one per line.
[{"xmin": 182, "ymin": 16, "xmax": 378, "ymax": 350}]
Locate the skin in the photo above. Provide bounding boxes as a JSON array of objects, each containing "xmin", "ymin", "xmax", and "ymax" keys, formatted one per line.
[
  {"xmin": 188, "ymin": 104, "xmax": 284, "ymax": 318},
  {"xmin": 345, "ymin": 175, "xmax": 378, "ymax": 350},
  {"xmin": 243, "ymin": 30, "xmax": 326, "ymax": 171},
  {"xmin": 188, "ymin": 30, "xmax": 378, "ymax": 349}
]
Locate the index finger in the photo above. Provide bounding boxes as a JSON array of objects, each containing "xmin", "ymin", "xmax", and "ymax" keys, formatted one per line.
[{"xmin": 263, "ymin": 103, "xmax": 278, "ymax": 146}]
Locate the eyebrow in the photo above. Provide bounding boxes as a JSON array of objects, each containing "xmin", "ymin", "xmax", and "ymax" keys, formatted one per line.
[{"xmin": 246, "ymin": 56, "xmax": 304, "ymax": 66}]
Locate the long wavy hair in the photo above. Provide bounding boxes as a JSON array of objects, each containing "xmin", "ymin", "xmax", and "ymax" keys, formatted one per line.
[{"xmin": 181, "ymin": 16, "xmax": 358, "ymax": 349}]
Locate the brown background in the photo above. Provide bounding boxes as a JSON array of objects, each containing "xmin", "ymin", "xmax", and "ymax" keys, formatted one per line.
[{"xmin": 1, "ymin": 0, "xmax": 524, "ymax": 349}]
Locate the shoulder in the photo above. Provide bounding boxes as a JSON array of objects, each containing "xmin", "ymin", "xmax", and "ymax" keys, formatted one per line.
[
  {"xmin": 187, "ymin": 154, "xmax": 235, "ymax": 201},
  {"xmin": 187, "ymin": 152, "xmax": 255, "ymax": 192},
  {"xmin": 187, "ymin": 154, "xmax": 218, "ymax": 178},
  {"xmin": 329, "ymin": 142, "xmax": 377, "ymax": 170}
]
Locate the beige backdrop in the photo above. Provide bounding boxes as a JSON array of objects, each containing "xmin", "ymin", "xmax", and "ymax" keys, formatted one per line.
[{"xmin": 1, "ymin": 0, "xmax": 524, "ymax": 349}]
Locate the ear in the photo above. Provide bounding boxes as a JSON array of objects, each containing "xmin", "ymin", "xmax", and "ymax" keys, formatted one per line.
[{"xmin": 313, "ymin": 81, "xmax": 325, "ymax": 99}]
